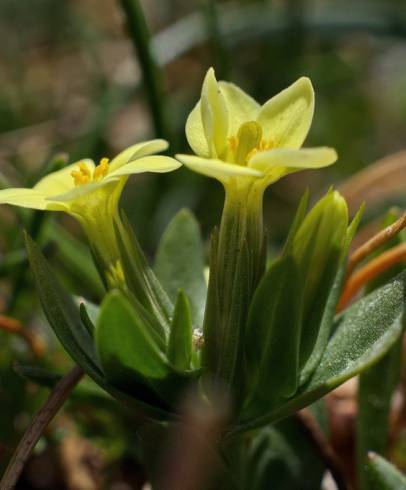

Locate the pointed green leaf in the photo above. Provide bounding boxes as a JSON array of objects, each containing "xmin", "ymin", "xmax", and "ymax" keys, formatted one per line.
[
  {"xmin": 167, "ymin": 290, "xmax": 193, "ymax": 371},
  {"xmin": 25, "ymin": 233, "xmax": 170, "ymax": 419},
  {"xmin": 78, "ymin": 303, "xmax": 94, "ymax": 338},
  {"xmin": 96, "ymin": 290, "xmax": 198, "ymax": 406},
  {"xmin": 115, "ymin": 211, "xmax": 171, "ymax": 339},
  {"xmin": 367, "ymin": 453, "xmax": 406, "ymax": 489},
  {"xmin": 24, "ymin": 232, "xmax": 101, "ymax": 374},
  {"xmin": 155, "ymin": 209, "xmax": 207, "ymax": 326},
  {"xmin": 245, "ymin": 256, "xmax": 303, "ymax": 406},
  {"xmin": 299, "ymin": 203, "xmax": 364, "ymax": 383},
  {"xmin": 357, "ymin": 343, "xmax": 402, "ymax": 490},
  {"xmin": 13, "ymin": 365, "xmax": 62, "ymax": 389},
  {"xmin": 282, "ymin": 189, "xmax": 309, "ymax": 256},
  {"xmin": 234, "ymin": 271, "xmax": 406, "ymax": 435},
  {"xmin": 96, "ymin": 290, "xmax": 170, "ymax": 382}
]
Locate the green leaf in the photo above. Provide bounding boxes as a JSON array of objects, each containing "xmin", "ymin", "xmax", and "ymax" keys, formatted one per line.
[
  {"xmin": 79, "ymin": 302, "xmax": 95, "ymax": 337},
  {"xmin": 96, "ymin": 290, "xmax": 197, "ymax": 406},
  {"xmin": 25, "ymin": 232, "xmax": 171, "ymax": 420},
  {"xmin": 357, "ymin": 343, "xmax": 402, "ymax": 490},
  {"xmin": 282, "ymin": 189, "xmax": 309, "ymax": 256},
  {"xmin": 367, "ymin": 453, "xmax": 406, "ymax": 489},
  {"xmin": 48, "ymin": 222, "xmax": 105, "ymax": 299},
  {"xmin": 13, "ymin": 365, "xmax": 62, "ymax": 388},
  {"xmin": 155, "ymin": 209, "xmax": 207, "ymax": 326},
  {"xmin": 291, "ymin": 190, "xmax": 348, "ymax": 371},
  {"xmin": 96, "ymin": 290, "xmax": 170, "ymax": 381},
  {"xmin": 25, "ymin": 232, "xmax": 101, "ymax": 375},
  {"xmin": 245, "ymin": 256, "xmax": 303, "ymax": 407},
  {"xmin": 115, "ymin": 211, "xmax": 172, "ymax": 338},
  {"xmin": 299, "ymin": 203, "xmax": 364, "ymax": 383},
  {"xmin": 167, "ymin": 290, "xmax": 193, "ymax": 371},
  {"xmin": 241, "ymin": 418, "xmax": 325, "ymax": 490},
  {"xmin": 233, "ymin": 270, "xmax": 406, "ymax": 435}
]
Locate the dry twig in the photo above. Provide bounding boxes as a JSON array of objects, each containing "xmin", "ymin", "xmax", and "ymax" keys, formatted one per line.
[
  {"xmin": 0, "ymin": 365, "xmax": 84, "ymax": 490},
  {"xmin": 0, "ymin": 315, "xmax": 45, "ymax": 358},
  {"xmin": 296, "ymin": 408, "xmax": 350, "ymax": 490},
  {"xmin": 346, "ymin": 212, "xmax": 406, "ymax": 279},
  {"xmin": 338, "ymin": 242, "xmax": 406, "ymax": 311}
]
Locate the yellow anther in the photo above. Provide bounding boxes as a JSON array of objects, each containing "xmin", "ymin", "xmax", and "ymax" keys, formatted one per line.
[
  {"xmin": 246, "ymin": 138, "xmax": 274, "ymax": 162},
  {"xmin": 71, "ymin": 158, "xmax": 110, "ymax": 186},
  {"xmin": 93, "ymin": 157, "xmax": 109, "ymax": 181},
  {"xmin": 71, "ymin": 161, "xmax": 91, "ymax": 186}
]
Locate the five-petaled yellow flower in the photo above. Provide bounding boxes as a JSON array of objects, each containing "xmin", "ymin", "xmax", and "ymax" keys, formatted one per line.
[
  {"xmin": 176, "ymin": 67, "xmax": 337, "ymax": 188},
  {"xmin": 0, "ymin": 139, "xmax": 180, "ymax": 285}
]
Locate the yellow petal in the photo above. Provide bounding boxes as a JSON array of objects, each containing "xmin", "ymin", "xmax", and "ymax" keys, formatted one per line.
[
  {"xmin": 218, "ymin": 81, "xmax": 260, "ymax": 137},
  {"xmin": 0, "ymin": 188, "xmax": 61, "ymax": 210},
  {"xmin": 49, "ymin": 179, "xmax": 116, "ymax": 203},
  {"xmin": 34, "ymin": 159, "xmax": 95, "ymax": 196},
  {"xmin": 257, "ymin": 77, "xmax": 314, "ymax": 149},
  {"xmin": 109, "ymin": 139, "xmax": 169, "ymax": 171},
  {"xmin": 185, "ymin": 100, "xmax": 210, "ymax": 158},
  {"xmin": 108, "ymin": 155, "xmax": 181, "ymax": 178},
  {"xmin": 176, "ymin": 154, "xmax": 263, "ymax": 183},
  {"xmin": 249, "ymin": 147, "xmax": 337, "ymax": 172},
  {"xmin": 185, "ymin": 73, "xmax": 259, "ymax": 158},
  {"xmin": 201, "ymin": 67, "xmax": 228, "ymax": 157}
]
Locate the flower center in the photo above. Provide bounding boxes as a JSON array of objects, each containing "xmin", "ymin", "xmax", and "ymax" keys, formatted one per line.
[
  {"xmin": 71, "ymin": 158, "xmax": 110, "ymax": 186},
  {"xmin": 227, "ymin": 121, "xmax": 273, "ymax": 165}
]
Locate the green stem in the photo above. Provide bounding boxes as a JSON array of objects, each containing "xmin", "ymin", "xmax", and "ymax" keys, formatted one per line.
[
  {"xmin": 203, "ymin": 180, "xmax": 265, "ymax": 392},
  {"xmin": 118, "ymin": 0, "xmax": 169, "ymax": 140}
]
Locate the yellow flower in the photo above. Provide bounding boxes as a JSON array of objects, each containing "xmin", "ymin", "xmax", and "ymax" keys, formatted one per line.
[
  {"xmin": 0, "ymin": 139, "xmax": 180, "ymax": 286},
  {"xmin": 176, "ymin": 68, "xmax": 337, "ymax": 188}
]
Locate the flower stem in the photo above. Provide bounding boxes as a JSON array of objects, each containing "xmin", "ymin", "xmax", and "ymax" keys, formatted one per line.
[
  {"xmin": 118, "ymin": 0, "xmax": 169, "ymax": 140},
  {"xmin": 203, "ymin": 181, "xmax": 265, "ymax": 392}
]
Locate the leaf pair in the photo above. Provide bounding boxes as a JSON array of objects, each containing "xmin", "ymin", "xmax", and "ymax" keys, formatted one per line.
[
  {"xmin": 234, "ymin": 268, "xmax": 406, "ymax": 435},
  {"xmin": 244, "ymin": 190, "xmax": 358, "ymax": 411},
  {"xmin": 25, "ymin": 232, "xmax": 175, "ymax": 419}
]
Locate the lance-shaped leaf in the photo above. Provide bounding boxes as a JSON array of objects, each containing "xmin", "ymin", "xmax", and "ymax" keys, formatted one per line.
[
  {"xmin": 291, "ymin": 190, "xmax": 349, "ymax": 372},
  {"xmin": 155, "ymin": 209, "xmax": 207, "ymax": 326},
  {"xmin": 96, "ymin": 290, "xmax": 169, "ymax": 384},
  {"xmin": 96, "ymin": 290, "xmax": 197, "ymax": 406},
  {"xmin": 366, "ymin": 453, "xmax": 406, "ymax": 490},
  {"xmin": 299, "ymin": 203, "xmax": 364, "ymax": 384},
  {"xmin": 25, "ymin": 232, "xmax": 170, "ymax": 419},
  {"xmin": 233, "ymin": 270, "xmax": 406, "ymax": 435},
  {"xmin": 167, "ymin": 290, "xmax": 194, "ymax": 372},
  {"xmin": 115, "ymin": 211, "xmax": 172, "ymax": 339},
  {"xmin": 25, "ymin": 232, "xmax": 100, "ymax": 373},
  {"xmin": 245, "ymin": 256, "xmax": 303, "ymax": 408}
]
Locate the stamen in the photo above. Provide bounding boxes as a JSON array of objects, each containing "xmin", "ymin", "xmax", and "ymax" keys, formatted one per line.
[
  {"xmin": 93, "ymin": 157, "xmax": 109, "ymax": 180},
  {"xmin": 71, "ymin": 161, "xmax": 91, "ymax": 186},
  {"xmin": 71, "ymin": 157, "xmax": 110, "ymax": 186}
]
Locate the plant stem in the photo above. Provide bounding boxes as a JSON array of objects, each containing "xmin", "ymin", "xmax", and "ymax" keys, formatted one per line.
[
  {"xmin": 203, "ymin": 182, "xmax": 265, "ymax": 391},
  {"xmin": 346, "ymin": 211, "xmax": 406, "ymax": 278},
  {"xmin": 0, "ymin": 365, "xmax": 83, "ymax": 490},
  {"xmin": 118, "ymin": 0, "xmax": 169, "ymax": 140},
  {"xmin": 338, "ymin": 242, "xmax": 406, "ymax": 311},
  {"xmin": 296, "ymin": 408, "xmax": 349, "ymax": 490}
]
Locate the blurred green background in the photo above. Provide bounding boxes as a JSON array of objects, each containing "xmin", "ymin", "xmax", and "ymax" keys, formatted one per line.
[{"xmin": 1, "ymin": 0, "xmax": 406, "ymax": 488}]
